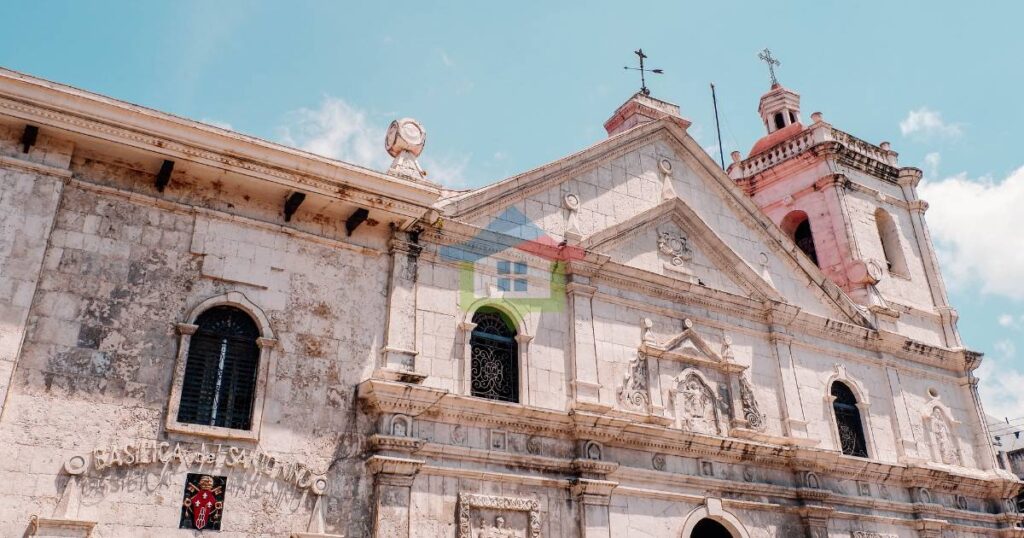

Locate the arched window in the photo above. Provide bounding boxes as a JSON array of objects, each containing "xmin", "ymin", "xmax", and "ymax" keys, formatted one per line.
[
  {"xmin": 773, "ymin": 112, "xmax": 785, "ymax": 131},
  {"xmin": 781, "ymin": 210, "xmax": 819, "ymax": 266},
  {"xmin": 470, "ymin": 308, "xmax": 519, "ymax": 403},
  {"xmin": 874, "ymin": 208, "xmax": 908, "ymax": 276},
  {"xmin": 177, "ymin": 306, "xmax": 261, "ymax": 430},
  {"xmin": 831, "ymin": 382, "xmax": 868, "ymax": 458},
  {"xmin": 691, "ymin": 518, "xmax": 734, "ymax": 538}
]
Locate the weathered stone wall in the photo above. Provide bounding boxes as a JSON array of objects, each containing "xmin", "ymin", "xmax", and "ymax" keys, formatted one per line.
[
  {"xmin": 0, "ymin": 146, "xmax": 391, "ymax": 536},
  {"xmin": 0, "ymin": 125, "xmax": 72, "ymax": 419}
]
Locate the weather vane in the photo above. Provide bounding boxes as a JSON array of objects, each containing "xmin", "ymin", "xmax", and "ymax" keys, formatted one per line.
[
  {"xmin": 758, "ymin": 48, "xmax": 781, "ymax": 86},
  {"xmin": 624, "ymin": 49, "xmax": 663, "ymax": 96}
]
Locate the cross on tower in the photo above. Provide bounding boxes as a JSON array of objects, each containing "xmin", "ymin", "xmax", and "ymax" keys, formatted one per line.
[
  {"xmin": 758, "ymin": 48, "xmax": 781, "ymax": 86},
  {"xmin": 623, "ymin": 48, "xmax": 663, "ymax": 96}
]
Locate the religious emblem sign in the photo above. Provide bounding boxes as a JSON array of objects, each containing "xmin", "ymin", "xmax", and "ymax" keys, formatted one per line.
[{"xmin": 180, "ymin": 473, "xmax": 226, "ymax": 531}]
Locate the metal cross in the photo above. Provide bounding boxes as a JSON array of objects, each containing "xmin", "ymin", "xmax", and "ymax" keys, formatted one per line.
[
  {"xmin": 624, "ymin": 48, "xmax": 663, "ymax": 96},
  {"xmin": 758, "ymin": 48, "xmax": 781, "ymax": 85}
]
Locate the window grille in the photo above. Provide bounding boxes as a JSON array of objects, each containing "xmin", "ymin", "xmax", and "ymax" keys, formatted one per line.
[
  {"xmin": 832, "ymin": 381, "xmax": 868, "ymax": 458},
  {"xmin": 470, "ymin": 309, "xmax": 519, "ymax": 403},
  {"xmin": 177, "ymin": 306, "xmax": 261, "ymax": 430}
]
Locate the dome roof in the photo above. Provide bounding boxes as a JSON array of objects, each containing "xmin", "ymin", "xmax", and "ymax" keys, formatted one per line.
[{"xmin": 748, "ymin": 122, "xmax": 804, "ymax": 157}]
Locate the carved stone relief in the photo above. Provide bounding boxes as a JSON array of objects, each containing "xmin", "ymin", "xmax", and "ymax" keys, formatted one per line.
[
  {"xmin": 929, "ymin": 408, "xmax": 960, "ymax": 466},
  {"xmin": 525, "ymin": 435, "xmax": 541, "ymax": 455},
  {"xmin": 457, "ymin": 493, "xmax": 541, "ymax": 538},
  {"xmin": 738, "ymin": 375, "xmax": 766, "ymax": 432},
  {"xmin": 451, "ymin": 425, "xmax": 467, "ymax": 446},
  {"xmin": 652, "ymin": 454, "xmax": 666, "ymax": 471},
  {"xmin": 673, "ymin": 372, "xmax": 721, "ymax": 435},
  {"xmin": 618, "ymin": 352, "xmax": 651, "ymax": 413},
  {"xmin": 852, "ymin": 532, "xmax": 898, "ymax": 538},
  {"xmin": 657, "ymin": 230, "xmax": 693, "ymax": 266}
]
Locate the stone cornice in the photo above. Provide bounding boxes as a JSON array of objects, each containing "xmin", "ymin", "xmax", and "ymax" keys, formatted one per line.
[
  {"xmin": 0, "ymin": 68, "xmax": 439, "ymax": 221},
  {"xmin": 357, "ymin": 380, "xmax": 1019, "ymax": 499}
]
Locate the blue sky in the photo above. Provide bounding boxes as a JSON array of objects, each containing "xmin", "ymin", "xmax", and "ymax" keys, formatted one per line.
[{"xmin": 4, "ymin": 1, "xmax": 1023, "ymax": 419}]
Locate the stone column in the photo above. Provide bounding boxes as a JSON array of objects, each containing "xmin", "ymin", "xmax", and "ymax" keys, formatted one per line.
[
  {"xmin": 378, "ymin": 228, "xmax": 425, "ymax": 382},
  {"xmin": 368, "ymin": 455, "xmax": 424, "ymax": 538},
  {"xmin": 572, "ymin": 479, "xmax": 617, "ymax": 538},
  {"xmin": 566, "ymin": 277, "xmax": 607, "ymax": 412}
]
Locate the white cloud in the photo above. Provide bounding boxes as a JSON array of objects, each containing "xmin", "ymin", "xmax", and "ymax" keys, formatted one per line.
[
  {"xmin": 899, "ymin": 107, "xmax": 962, "ymax": 139},
  {"xmin": 440, "ymin": 51, "xmax": 455, "ymax": 68},
  {"xmin": 918, "ymin": 165, "xmax": 1024, "ymax": 299},
  {"xmin": 421, "ymin": 154, "xmax": 469, "ymax": 187},
  {"xmin": 977, "ymin": 339, "xmax": 1024, "ymax": 420},
  {"xmin": 279, "ymin": 97, "xmax": 388, "ymax": 170},
  {"xmin": 999, "ymin": 314, "xmax": 1016, "ymax": 328},
  {"xmin": 922, "ymin": 152, "xmax": 941, "ymax": 178},
  {"xmin": 278, "ymin": 96, "xmax": 469, "ymax": 186}
]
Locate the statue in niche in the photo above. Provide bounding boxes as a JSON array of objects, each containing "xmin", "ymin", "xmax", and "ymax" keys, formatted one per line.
[
  {"xmin": 676, "ymin": 374, "xmax": 719, "ymax": 435},
  {"xmin": 931, "ymin": 408, "xmax": 960, "ymax": 465},
  {"xmin": 476, "ymin": 515, "xmax": 522, "ymax": 538}
]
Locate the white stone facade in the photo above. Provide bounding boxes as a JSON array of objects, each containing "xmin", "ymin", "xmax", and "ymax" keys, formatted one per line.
[{"xmin": 0, "ymin": 68, "xmax": 1020, "ymax": 538}]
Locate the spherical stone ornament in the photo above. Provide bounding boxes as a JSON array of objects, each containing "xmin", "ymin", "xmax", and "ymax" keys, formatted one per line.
[
  {"xmin": 563, "ymin": 193, "xmax": 580, "ymax": 210},
  {"xmin": 385, "ymin": 118, "xmax": 426, "ymax": 158}
]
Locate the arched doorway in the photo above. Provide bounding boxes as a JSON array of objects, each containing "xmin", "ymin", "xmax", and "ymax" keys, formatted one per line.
[{"xmin": 691, "ymin": 518, "xmax": 734, "ymax": 538}]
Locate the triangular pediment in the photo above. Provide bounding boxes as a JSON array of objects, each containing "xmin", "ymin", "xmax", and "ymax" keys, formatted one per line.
[
  {"xmin": 583, "ymin": 198, "xmax": 776, "ymax": 301},
  {"xmin": 437, "ymin": 117, "xmax": 872, "ymax": 327},
  {"xmin": 640, "ymin": 323, "xmax": 746, "ymax": 374}
]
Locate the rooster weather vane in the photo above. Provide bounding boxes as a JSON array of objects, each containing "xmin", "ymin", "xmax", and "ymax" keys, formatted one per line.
[{"xmin": 624, "ymin": 49, "xmax": 663, "ymax": 96}]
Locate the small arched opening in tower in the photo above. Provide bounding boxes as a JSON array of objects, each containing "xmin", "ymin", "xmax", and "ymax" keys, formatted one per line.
[
  {"xmin": 781, "ymin": 210, "xmax": 819, "ymax": 267},
  {"xmin": 874, "ymin": 208, "xmax": 908, "ymax": 277}
]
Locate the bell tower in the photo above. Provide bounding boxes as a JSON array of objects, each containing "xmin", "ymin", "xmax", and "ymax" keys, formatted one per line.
[{"xmin": 727, "ymin": 80, "xmax": 960, "ymax": 348}]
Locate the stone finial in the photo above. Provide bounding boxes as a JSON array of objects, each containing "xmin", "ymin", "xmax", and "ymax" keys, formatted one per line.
[
  {"xmin": 811, "ymin": 112, "xmax": 824, "ymax": 124},
  {"xmin": 385, "ymin": 118, "xmax": 427, "ymax": 181},
  {"xmin": 730, "ymin": 151, "xmax": 741, "ymax": 163}
]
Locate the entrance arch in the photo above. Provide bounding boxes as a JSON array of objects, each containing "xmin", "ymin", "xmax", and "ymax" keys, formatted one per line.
[
  {"xmin": 692, "ymin": 518, "xmax": 733, "ymax": 538},
  {"xmin": 679, "ymin": 498, "xmax": 750, "ymax": 538}
]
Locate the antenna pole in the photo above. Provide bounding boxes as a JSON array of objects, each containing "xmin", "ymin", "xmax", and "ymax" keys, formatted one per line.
[{"xmin": 710, "ymin": 83, "xmax": 726, "ymax": 170}]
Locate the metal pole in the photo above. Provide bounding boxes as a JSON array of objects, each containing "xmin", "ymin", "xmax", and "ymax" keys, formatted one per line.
[{"xmin": 710, "ymin": 83, "xmax": 726, "ymax": 170}]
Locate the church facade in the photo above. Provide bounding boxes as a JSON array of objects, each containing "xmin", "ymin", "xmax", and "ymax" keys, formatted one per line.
[{"xmin": 0, "ymin": 66, "xmax": 1020, "ymax": 537}]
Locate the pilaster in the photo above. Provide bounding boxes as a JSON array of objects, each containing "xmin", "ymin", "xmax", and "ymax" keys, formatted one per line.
[
  {"xmin": 769, "ymin": 330, "xmax": 810, "ymax": 439},
  {"xmin": 368, "ymin": 455, "xmax": 424, "ymax": 538},
  {"xmin": 885, "ymin": 366, "xmax": 921, "ymax": 462},
  {"xmin": 378, "ymin": 228, "xmax": 425, "ymax": 383},
  {"xmin": 571, "ymin": 478, "xmax": 617, "ymax": 538},
  {"xmin": 566, "ymin": 277, "xmax": 608, "ymax": 412}
]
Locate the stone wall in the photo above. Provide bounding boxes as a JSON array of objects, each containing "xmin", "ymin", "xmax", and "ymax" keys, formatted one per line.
[{"xmin": 0, "ymin": 144, "xmax": 391, "ymax": 536}]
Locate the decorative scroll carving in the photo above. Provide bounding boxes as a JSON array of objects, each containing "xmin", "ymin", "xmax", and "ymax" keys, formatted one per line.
[
  {"xmin": 852, "ymin": 532, "xmax": 898, "ymax": 538},
  {"xmin": 674, "ymin": 371, "xmax": 720, "ymax": 435},
  {"xmin": 457, "ymin": 493, "xmax": 541, "ymax": 538},
  {"xmin": 618, "ymin": 352, "xmax": 651, "ymax": 412},
  {"xmin": 738, "ymin": 376, "xmax": 766, "ymax": 432},
  {"xmin": 652, "ymin": 454, "xmax": 666, "ymax": 471},
  {"xmin": 657, "ymin": 230, "xmax": 693, "ymax": 266},
  {"xmin": 929, "ymin": 408, "xmax": 960, "ymax": 466}
]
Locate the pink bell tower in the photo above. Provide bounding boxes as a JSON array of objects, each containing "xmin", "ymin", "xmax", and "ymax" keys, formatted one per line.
[{"xmin": 727, "ymin": 81, "xmax": 961, "ymax": 348}]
